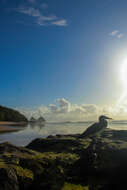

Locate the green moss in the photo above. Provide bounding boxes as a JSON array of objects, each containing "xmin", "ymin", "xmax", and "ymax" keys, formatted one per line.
[
  {"xmin": 61, "ymin": 182, "xmax": 89, "ymax": 190},
  {"xmin": 32, "ymin": 152, "xmax": 79, "ymax": 163},
  {"xmin": 58, "ymin": 165, "xmax": 64, "ymax": 174},
  {"xmin": 0, "ymin": 159, "xmax": 6, "ymax": 168},
  {"xmin": 11, "ymin": 165, "xmax": 34, "ymax": 180},
  {"xmin": 0, "ymin": 155, "xmax": 33, "ymax": 180},
  {"xmin": 79, "ymin": 139, "xmax": 91, "ymax": 149}
]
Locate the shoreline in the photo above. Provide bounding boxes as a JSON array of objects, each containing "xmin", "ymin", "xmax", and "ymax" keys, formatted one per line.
[
  {"xmin": 0, "ymin": 129, "xmax": 127, "ymax": 189},
  {"xmin": 0, "ymin": 121, "xmax": 28, "ymax": 134},
  {"xmin": 0, "ymin": 121, "xmax": 28, "ymax": 126},
  {"xmin": 0, "ymin": 126, "xmax": 20, "ymax": 134}
]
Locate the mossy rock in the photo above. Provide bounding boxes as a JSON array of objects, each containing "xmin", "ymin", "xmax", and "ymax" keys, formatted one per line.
[
  {"xmin": 26, "ymin": 137, "xmax": 91, "ymax": 155},
  {"xmin": 0, "ymin": 167, "xmax": 19, "ymax": 190},
  {"xmin": 61, "ymin": 182, "xmax": 89, "ymax": 190},
  {"xmin": 1, "ymin": 130, "xmax": 127, "ymax": 189}
]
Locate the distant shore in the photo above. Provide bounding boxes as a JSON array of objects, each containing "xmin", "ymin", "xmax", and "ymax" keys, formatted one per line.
[
  {"xmin": 0, "ymin": 121, "xmax": 28, "ymax": 126},
  {"xmin": 0, "ymin": 121, "xmax": 28, "ymax": 134}
]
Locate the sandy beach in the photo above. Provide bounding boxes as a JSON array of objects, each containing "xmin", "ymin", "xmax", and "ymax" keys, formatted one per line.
[
  {"xmin": 0, "ymin": 121, "xmax": 28, "ymax": 126},
  {"xmin": 0, "ymin": 126, "xmax": 20, "ymax": 133},
  {"xmin": 0, "ymin": 122, "xmax": 27, "ymax": 133}
]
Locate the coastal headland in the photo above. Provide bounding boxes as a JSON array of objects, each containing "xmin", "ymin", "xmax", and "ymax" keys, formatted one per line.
[
  {"xmin": 0, "ymin": 105, "xmax": 28, "ymax": 133},
  {"xmin": 0, "ymin": 129, "xmax": 127, "ymax": 190}
]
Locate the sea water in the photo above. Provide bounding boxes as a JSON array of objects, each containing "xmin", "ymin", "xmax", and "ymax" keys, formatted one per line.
[{"xmin": 0, "ymin": 121, "xmax": 127, "ymax": 146}]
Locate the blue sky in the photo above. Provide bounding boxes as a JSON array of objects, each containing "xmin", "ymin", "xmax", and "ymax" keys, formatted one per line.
[{"xmin": 1, "ymin": 0, "xmax": 127, "ymax": 120}]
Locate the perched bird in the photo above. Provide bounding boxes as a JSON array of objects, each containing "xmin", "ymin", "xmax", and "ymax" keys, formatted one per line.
[{"xmin": 80, "ymin": 115, "xmax": 112, "ymax": 138}]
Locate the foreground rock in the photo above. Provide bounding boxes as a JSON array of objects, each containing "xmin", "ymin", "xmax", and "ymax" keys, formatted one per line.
[{"xmin": 1, "ymin": 129, "xmax": 127, "ymax": 189}]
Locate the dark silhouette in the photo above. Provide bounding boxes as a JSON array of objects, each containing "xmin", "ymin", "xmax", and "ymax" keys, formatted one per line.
[
  {"xmin": 37, "ymin": 116, "xmax": 45, "ymax": 123},
  {"xmin": 29, "ymin": 116, "xmax": 45, "ymax": 124},
  {"xmin": 29, "ymin": 117, "xmax": 36, "ymax": 122},
  {"xmin": 0, "ymin": 105, "xmax": 27, "ymax": 122},
  {"xmin": 80, "ymin": 115, "xmax": 112, "ymax": 138}
]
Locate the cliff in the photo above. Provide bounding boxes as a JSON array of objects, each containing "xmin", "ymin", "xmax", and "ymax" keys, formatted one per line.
[
  {"xmin": 0, "ymin": 105, "xmax": 28, "ymax": 122},
  {"xmin": 0, "ymin": 129, "xmax": 127, "ymax": 190}
]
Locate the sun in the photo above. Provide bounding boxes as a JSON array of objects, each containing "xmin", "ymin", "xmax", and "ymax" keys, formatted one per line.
[{"xmin": 117, "ymin": 58, "xmax": 127, "ymax": 105}]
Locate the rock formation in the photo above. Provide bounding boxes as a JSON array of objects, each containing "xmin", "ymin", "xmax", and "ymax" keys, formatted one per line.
[
  {"xmin": 29, "ymin": 116, "xmax": 45, "ymax": 124},
  {"xmin": 0, "ymin": 129, "xmax": 127, "ymax": 189},
  {"xmin": 29, "ymin": 117, "xmax": 36, "ymax": 122},
  {"xmin": 0, "ymin": 105, "xmax": 27, "ymax": 122},
  {"xmin": 37, "ymin": 116, "xmax": 46, "ymax": 123}
]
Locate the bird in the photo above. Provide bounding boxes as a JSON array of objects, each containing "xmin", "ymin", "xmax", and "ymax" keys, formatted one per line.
[{"xmin": 79, "ymin": 115, "xmax": 112, "ymax": 138}]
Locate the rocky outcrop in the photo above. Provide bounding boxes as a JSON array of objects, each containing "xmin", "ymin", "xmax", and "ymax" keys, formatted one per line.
[
  {"xmin": 0, "ymin": 105, "xmax": 28, "ymax": 122},
  {"xmin": 29, "ymin": 116, "xmax": 45, "ymax": 124},
  {"xmin": 29, "ymin": 117, "xmax": 36, "ymax": 122},
  {"xmin": 37, "ymin": 117, "xmax": 45, "ymax": 122},
  {"xmin": 1, "ymin": 129, "xmax": 127, "ymax": 189}
]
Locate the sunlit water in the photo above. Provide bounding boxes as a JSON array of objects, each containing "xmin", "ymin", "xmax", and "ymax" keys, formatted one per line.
[{"xmin": 0, "ymin": 121, "xmax": 127, "ymax": 146}]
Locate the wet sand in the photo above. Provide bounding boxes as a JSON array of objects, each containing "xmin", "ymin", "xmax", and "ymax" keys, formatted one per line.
[
  {"xmin": 0, "ymin": 122, "xmax": 27, "ymax": 134},
  {"xmin": 0, "ymin": 121, "xmax": 27, "ymax": 126},
  {"xmin": 0, "ymin": 126, "xmax": 20, "ymax": 133}
]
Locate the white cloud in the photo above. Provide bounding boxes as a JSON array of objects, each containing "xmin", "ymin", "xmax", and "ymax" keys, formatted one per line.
[
  {"xmin": 117, "ymin": 33, "xmax": 124, "ymax": 38},
  {"xmin": 109, "ymin": 30, "xmax": 124, "ymax": 39},
  {"xmin": 49, "ymin": 104, "xmax": 58, "ymax": 113},
  {"xmin": 109, "ymin": 30, "xmax": 119, "ymax": 36},
  {"xmin": 49, "ymin": 99, "xmax": 71, "ymax": 114},
  {"xmin": 58, "ymin": 98, "xmax": 70, "ymax": 108},
  {"xmin": 37, "ymin": 15, "xmax": 57, "ymax": 26},
  {"xmin": 14, "ymin": 3, "xmax": 68, "ymax": 27},
  {"xmin": 16, "ymin": 98, "xmax": 116, "ymax": 122},
  {"xmin": 17, "ymin": 98, "xmax": 127, "ymax": 122},
  {"xmin": 18, "ymin": 105, "xmax": 49, "ymax": 120},
  {"xmin": 52, "ymin": 19, "xmax": 68, "ymax": 26},
  {"xmin": 17, "ymin": 6, "xmax": 41, "ymax": 17}
]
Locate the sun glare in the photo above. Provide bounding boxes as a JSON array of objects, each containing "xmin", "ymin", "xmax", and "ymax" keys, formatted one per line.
[
  {"xmin": 120, "ymin": 59, "xmax": 127, "ymax": 90},
  {"xmin": 118, "ymin": 58, "xmax": 127, "ymax": 105}
]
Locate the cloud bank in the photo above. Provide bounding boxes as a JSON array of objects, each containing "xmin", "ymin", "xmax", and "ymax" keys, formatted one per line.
[{"xmin": 17, "ymin": 98, "xmax": 127, "ymax": 122}]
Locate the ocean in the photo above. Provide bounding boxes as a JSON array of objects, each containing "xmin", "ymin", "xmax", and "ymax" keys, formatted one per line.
[{"xmin": 0, "ymin": 121, "xmax": 127, "ymax": 146}]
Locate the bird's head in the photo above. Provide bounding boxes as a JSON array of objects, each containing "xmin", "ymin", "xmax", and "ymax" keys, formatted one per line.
[{"xmin": 99, "ymin": 115, "xmax": 112, "ymax": 122}]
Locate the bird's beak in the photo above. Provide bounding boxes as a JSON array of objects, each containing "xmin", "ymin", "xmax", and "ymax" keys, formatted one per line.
[{"xmin": 105, "ymin": 116, "xmax": 112, "ymax": 120}]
